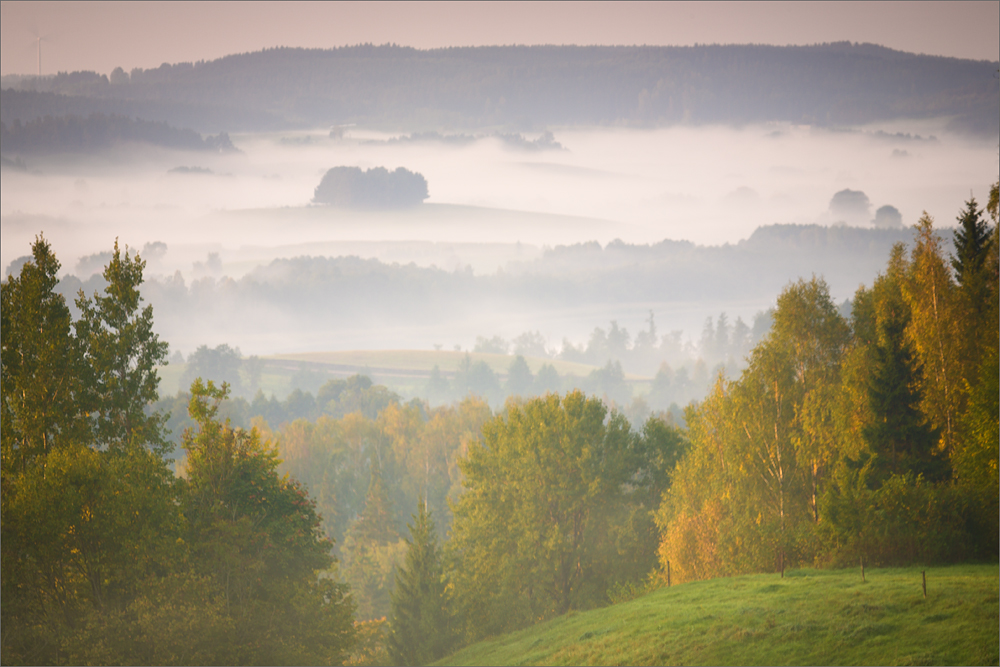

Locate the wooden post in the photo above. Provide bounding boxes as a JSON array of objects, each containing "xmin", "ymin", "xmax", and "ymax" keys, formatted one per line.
[
  {"xmin": 922, "ymin": 571, "xmax": 927, "ymax": 598},
  {"xmin": 780, "ymin": 550, "xmax": 784, "ymax": 578},
  {"xmin": 667, "ymin": 560, "xmax": 671, "ymax": 588},
  {"xmin": 861, "ymin": 555, "xmax": 865, "ymax": 583}
]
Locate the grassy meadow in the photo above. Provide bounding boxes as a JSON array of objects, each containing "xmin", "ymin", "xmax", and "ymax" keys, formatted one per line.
[
  {"xmin": 157, "ymin": 349, "xmax": 644, "ymax": 400},
  {"xmin": 266, "ymin": 349, "xmax": 614, "ymax": 377},
  {"xmin": 436, "ymin": 564, "xmax": 999, "ymax": 666}
]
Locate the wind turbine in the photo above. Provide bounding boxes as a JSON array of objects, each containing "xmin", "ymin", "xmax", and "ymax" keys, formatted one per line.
[{"xmin": 30, "ymin": 28, "xmax": 49, "ymax": 79}]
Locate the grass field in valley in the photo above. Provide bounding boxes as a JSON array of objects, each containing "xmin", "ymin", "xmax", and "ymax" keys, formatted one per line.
[
  {"xmin": 265, "ymin": 349, "xmax": 616, "ymax": 378},
  {"xmin": 157, "ymin": 350, "xmax": 635, "ymax": 399},
  {"xmin": 436, "ymin": 564, "xmax": 999, "ymax": 666}
]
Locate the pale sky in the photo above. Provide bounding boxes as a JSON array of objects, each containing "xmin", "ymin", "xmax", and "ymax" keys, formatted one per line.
[{"xmin": 1, "ymin": 1, "xmax": 998, "ymax": 77}]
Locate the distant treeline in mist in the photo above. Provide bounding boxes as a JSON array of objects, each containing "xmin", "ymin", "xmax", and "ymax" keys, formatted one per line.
[
  {"xmin": 0, "ymin": 113, "xmax": 237, "ymax": 153},
  {"xmin": 152, "ymin": 346, "xmax": 696, "ymax": 439},
  {"xmin": 2, "ymin": 43, "xmax": 996, "ymax": 135},
  {"xmin": 47, "ymin": 224, "xmax": 911, "ymax": 366},
  {"xmin": 384, "ymin": 129, "xmax": 564, "ymax": 151}
]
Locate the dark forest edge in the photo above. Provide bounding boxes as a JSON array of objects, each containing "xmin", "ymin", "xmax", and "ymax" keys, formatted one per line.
[
  {"xmin": 2, "ymin": 42, "xmax": 997, "ymax": 135},
  {"xmin": 1, "ymin": 183, "xmax": 996, "ymax": 666},
  {"xmin": 0, "ymin": 113, "xmax": 237, "ymax": 154}
]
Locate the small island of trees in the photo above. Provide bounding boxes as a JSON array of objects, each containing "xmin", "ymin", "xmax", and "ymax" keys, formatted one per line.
[{"xmin": 313, "ymin": 166, "xmax": 429, "ymax": 208}]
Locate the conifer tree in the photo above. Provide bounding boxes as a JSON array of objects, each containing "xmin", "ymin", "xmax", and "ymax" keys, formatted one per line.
[
  {"xmin": 342, "ymin": 462, "xmax": 406, "ymax": 620},
  {"xmin": 75, "ymin": 240, "xmax": 169, "ymax": 454},
  {"xmin": 951, "ymin": 196, "xmax": 991, "ymax": 294},
  {"xmin": 1, "ymin": 235, "xmax": 91, "ymax": 474},
  {"xmin": 350, "ymin": 460, "xmax": 399, "ymax": 544},
  {"xmin": 863, "ymin": 292, "xmax": 942, "ymax": 480},
  {"xmin": 387, "ymin": 499, "xmax": 453, "ymax": 666},
  {"xmin": 950, "ymin": 197, "xmax": 993, "ymax": 381}
]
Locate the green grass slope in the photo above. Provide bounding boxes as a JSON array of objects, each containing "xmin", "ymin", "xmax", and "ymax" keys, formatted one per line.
[{"xmin": 437, "ymin": 565, "xmax": 999, "ymax": 666}]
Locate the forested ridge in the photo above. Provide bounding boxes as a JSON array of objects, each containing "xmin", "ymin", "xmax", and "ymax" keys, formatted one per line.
[
  {"xmin": 2, "ymin": 42, "xmax": 996, "ymax": 134},
  {"xmin": 1, "ymin": 185, "xmax": 996, "ymax": 665},
  {"xmin": 0, "ymin": 113, "xmax": 237, "ymax": 153}
]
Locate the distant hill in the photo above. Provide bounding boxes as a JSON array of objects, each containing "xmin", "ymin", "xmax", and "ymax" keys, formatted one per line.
[{"xmin": 2, "ymin": 43, "xmax": 996, "ymax": 135}]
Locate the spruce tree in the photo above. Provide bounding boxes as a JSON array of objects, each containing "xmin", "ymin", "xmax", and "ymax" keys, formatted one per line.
[
  {"xmin": 341, "ymin": 462, "xmax": 405, "ymax": 620},
  {"xmin": 350, "ymin": 461, "xmax": 398, "ymax": 545},
  {"xmin": 387, "ymin": 499, "xmax": 453, "ymax": 666},
  {"xmin": 863, "ymin": 297, "xmax": 942, "ymax": 480},
  {"xmin": 951, "ymin": 196, "xmax": 991, "ymax": 291},
  {"xmin": 950, "ymin": 196, "xmax": 996, "ymax": 391},
  {"xmin": 75, "ymin": 240, "xmax": 169, "ymax": 454}
]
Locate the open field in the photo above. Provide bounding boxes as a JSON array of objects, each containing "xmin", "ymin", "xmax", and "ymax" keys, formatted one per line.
[
  {"xmin": 209, "ymin": 202, "xmax": 635, "ymax": 254},
  {"xmin": 436, "ymin": 564, "xmax": 1000, "ymax": 666},
  {"xmin": 157, "ymin": 349, "xmax": 645, "ymax": 400},
  {"xmin": 265, "ymin": 350, "xmax": 623, "ymax": 378}
]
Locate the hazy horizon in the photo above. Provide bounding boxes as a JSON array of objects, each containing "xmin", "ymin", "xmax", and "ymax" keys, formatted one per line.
[
  {"xmin": 2, "ymin": 120, "xmax": 993, "ymax": 270},
  {"xmin": 2, "ymin": 2, "xmax": 998, "ymax": 77},
  {"xmin": 2, "ymin": 8, "xmax": 997, "ymax": 367},
  {"xmin": 3, "ymin": 119, "xmax": 994, "ymax": 360}
]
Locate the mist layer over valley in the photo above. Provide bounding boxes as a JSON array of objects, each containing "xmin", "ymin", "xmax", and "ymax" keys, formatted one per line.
[
  {"xmin": 2, "ymin": 42, "xmax": 997, "ymax": 404},
  {"xmin": 3, "ymin": 123, "xmax": 995, "ymax": 368}
]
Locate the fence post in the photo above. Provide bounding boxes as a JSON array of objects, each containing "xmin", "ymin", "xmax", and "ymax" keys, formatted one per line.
[{"xmin": 922, "ymin": 571, "xmax": 927, "ymax": 598}]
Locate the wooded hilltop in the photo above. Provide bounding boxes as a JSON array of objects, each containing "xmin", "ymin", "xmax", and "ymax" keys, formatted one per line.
[{"xmin": 3, "ymin": 43, "xmax": 997, "ymax": 135}]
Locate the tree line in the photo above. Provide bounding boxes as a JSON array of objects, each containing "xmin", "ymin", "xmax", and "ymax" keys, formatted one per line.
[
  {"xmin": 657, "ymin": 188, "xmax": 999, "ymax": 581},
  {"xmin": 0, "ymin": 114, "xmax": 236, "ymax": 154},
  {"xmin": 3, "ymin": 43, "xmax": 996, "ymax": 135}
]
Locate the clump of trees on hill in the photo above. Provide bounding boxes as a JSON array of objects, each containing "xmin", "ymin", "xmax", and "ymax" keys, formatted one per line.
[{"xmin": 313, "ymin": 166, "xmax": 428, "ymax": 208}]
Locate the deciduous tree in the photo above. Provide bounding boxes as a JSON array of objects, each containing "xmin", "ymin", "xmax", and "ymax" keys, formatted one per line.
[{"xmin": 449, "ymin": 391, "xmax": 635, "ymax": 638}]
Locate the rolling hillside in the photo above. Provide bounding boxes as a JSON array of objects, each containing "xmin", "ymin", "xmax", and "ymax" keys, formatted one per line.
[{"xmin": 437, "ymin": 565, "xmax": 999, "ymax": 666}]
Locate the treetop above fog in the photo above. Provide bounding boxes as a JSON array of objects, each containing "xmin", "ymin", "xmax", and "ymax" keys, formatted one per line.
[{"xmin": 313, "ymin": 166, "xmax": 428, "ymax": 209}]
